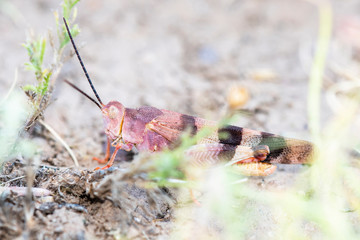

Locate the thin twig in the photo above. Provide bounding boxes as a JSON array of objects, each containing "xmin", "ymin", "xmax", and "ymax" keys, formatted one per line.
[
  {"xmin": 0, "ymin": 176, "xmax": 26, "ymax": 186},
  {"xmin": 38, "ymin": 119, "xmax": 79, "ymax": 167}
]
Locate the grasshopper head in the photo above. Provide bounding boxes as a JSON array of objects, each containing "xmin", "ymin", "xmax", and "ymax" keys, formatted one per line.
[{"xmin": 102, "ymin": 101, "xmax": 125, "ymax": 140}]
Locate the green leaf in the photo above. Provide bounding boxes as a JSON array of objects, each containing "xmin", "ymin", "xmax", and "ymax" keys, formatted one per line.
[
  {"xmin": 24, "ymin": 62, "xmax": 37, "ymax": 72},
  {"xmin": 40, "ymin": 71, "xmax": 52, "ymax": 96},
  {"xmin": 22, "ymin": 84, "xmax": 37, "ymax": 92},
  {"xmin": 39, "ymin": 38, "xmax": 46, "ymax": 65},
  {"xmin": 62, "ymin": 0, "xmax": 79, "ymax": 20},
  {"xmin": 70, "ymin": 0, "xmax": 80, "ymax": 10},
  {"xmin": 60, "ymin": 24, "xmax": 79, "ymax": 49}
]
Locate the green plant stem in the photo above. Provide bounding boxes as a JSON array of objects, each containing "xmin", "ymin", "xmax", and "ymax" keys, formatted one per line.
[{"xmin": 307, "ymin": 0, "xmax": 332, "ymax": 142}]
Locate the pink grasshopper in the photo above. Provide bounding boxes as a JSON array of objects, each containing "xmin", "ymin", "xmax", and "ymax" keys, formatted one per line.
[{"xmin": 63, "ymin": 18, "xmax": 313, "ymax": 176}]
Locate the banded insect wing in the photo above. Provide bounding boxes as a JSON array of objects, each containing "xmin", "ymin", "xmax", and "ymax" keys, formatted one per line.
[{"xmin": 143, "ymin": 108, "xmax": 312, "ymax": 176}]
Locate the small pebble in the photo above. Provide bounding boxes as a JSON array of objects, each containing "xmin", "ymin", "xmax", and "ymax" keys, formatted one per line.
[{"xmin": 227, "ymin": 85, "xmax": 249, "ymax": 109}]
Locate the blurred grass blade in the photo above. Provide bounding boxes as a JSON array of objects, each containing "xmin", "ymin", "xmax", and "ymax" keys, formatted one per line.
[{"xmin": 307, "ymin": 0, "xmax": 332, "ymax": 142}]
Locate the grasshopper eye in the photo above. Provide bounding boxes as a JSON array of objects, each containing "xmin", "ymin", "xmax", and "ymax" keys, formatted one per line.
[{"xmin": 108, "ymin": 106, "xmax": 118, "ymax": 119}]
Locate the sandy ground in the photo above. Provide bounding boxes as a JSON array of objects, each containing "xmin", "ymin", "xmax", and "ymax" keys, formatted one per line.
[{"xmin": 1, "ymin": 0, "xmax": 360, "ymax": 239}]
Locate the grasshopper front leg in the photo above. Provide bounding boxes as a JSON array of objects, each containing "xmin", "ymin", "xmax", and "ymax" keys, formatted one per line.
[
  {"xmin": 94, "ymin": 146, "xmax": 120, "ymax": 170},
  {"xmin": 93, "ymin": 137, "xmax": 111, "ymax": 164},
  {"xmin": 94, "ymin": 139, "xmax": 134, "ymax": 170}
]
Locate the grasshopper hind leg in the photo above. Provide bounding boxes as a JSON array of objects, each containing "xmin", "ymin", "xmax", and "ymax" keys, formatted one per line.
[{"xmin": 186, "ymin": 143, "xmax": 276, "ymax": 176}]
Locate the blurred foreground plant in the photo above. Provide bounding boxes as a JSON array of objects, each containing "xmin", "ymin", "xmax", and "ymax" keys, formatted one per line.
[
  {"xmin": 0, "ymin": 83, "xmax": 35, "ymax": 166},
  {"xmin": 148, "ymin": 126, "xmax": 215, "ymax": 188},
  {"xmin": 23, "ymin": 0, "xmax": 79, "ymax": 130},
  {"xmin": 0, "ymin": 1, "xmax": 80, "ymax": 168}
]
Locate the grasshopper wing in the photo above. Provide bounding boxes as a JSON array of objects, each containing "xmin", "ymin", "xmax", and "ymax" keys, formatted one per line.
[
  {"xmin": 145, "ymin": 109, "xmax": 313, "ymax": 165},
  {"xmin": 146, "ymin": 109, "xmax": 216, "ymax": 143}
]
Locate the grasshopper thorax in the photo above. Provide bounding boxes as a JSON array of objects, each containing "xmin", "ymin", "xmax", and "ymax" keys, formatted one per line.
[{"xmin": 102, "ymin": 101, "xmax": 125, "ymax": 140}]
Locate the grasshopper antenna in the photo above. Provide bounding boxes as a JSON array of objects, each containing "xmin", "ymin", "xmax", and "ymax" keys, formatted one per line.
[
  {"xmin": 64, "ymin": 79, "xmax": 102, "ymax": 109},
  {"xmin": 63, "ymin": 17, "xmax": 104, "ymax": 106}
]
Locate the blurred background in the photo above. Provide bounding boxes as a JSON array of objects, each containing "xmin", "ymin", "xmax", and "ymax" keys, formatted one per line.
[
  {"xmin": 1, "ymin": 0, "xmax": 360, "ymax": 238},
  {"xmin": 0, "ymin": 0, "xmax": 358, "ymax": 129},
  {"xmin": 1, "ymin": 0, "xmax": 359, "ymax": 164}
]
